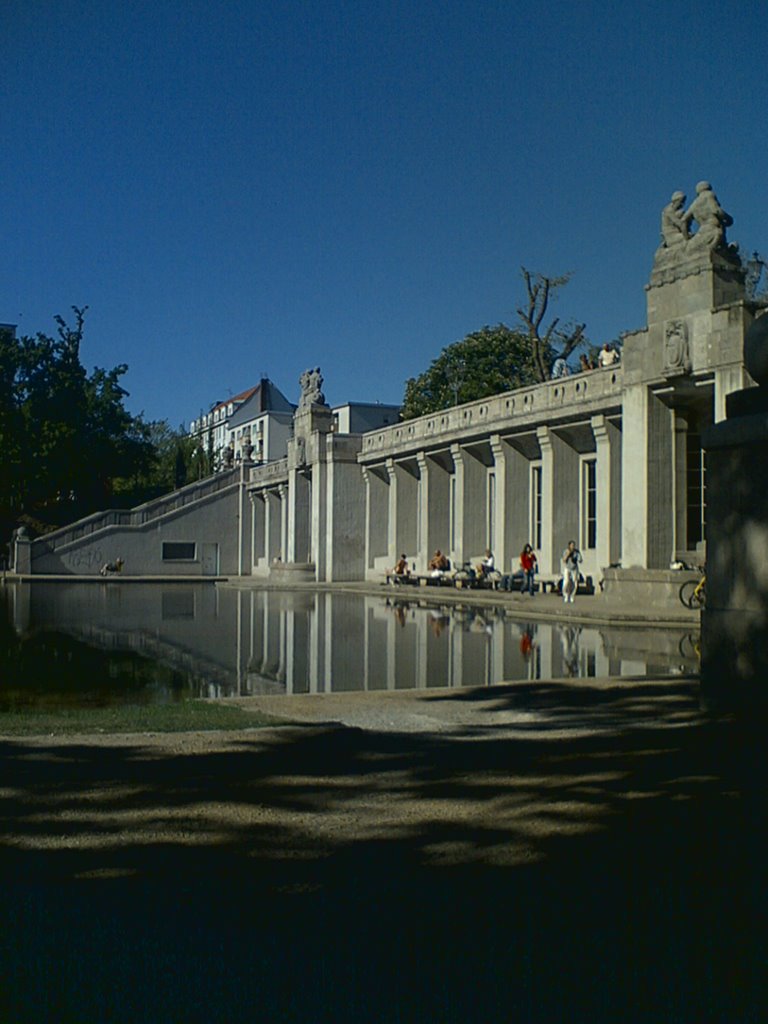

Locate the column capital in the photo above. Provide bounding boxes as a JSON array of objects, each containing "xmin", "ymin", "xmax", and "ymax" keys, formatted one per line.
[
  {"xmin": 489, "ymin": 434, "xmax": 505, "ymax": 461},
  {"xmin": 536, "ymin": 424, "xmax": 553, "ymax": 452},
  {"xmin": 590, "ymin": 414, "xmax": 610, "ymax": 443}
]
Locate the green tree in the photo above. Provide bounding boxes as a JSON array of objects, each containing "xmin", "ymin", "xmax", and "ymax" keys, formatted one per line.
[
  {"xmin": 113, "ymin": 420, "xmax": 204, "ymax": 503},
  {"xmin": 0, "ymin": 309, "xmax": 154, "ymax": 541},
  {"xmin": 401, "ymin": 324, "xmax": 539, "ymax": 419}
]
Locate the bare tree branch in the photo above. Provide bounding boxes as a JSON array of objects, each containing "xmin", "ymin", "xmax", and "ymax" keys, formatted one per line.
[{"xmin": 515, "ymin": 268, "xmax": 584, "ymax": 381}]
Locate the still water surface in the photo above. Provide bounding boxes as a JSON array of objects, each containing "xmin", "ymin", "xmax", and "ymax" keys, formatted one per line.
[{"xmin": 0, "ymin": 582, "xmax": 699, "ymax": 709}]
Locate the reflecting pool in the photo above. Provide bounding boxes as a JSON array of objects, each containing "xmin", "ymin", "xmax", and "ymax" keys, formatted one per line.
[{"xmin": 0, "ymin": 582, "xmax": 699, "ymax": 708}]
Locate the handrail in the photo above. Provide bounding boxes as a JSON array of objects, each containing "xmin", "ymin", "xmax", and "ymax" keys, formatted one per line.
[{"xmin": 38, "ymin": 468, "xmax": 241, "ymax": 552}]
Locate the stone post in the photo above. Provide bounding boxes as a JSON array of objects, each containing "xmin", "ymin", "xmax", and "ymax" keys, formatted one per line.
[
  {"xmin": 701, "ymin": 314, "xmax": 768, "ymax": 705},
  {"xmin": 12, "ymin": 527, "xmax": 31, "ymax": 575}
]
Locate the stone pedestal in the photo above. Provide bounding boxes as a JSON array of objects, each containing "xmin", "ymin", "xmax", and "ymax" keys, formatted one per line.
[
  {"xmin": 701, "ymin": 327, "xmax": 768, "ymax": 706},
  {"xmin": 12, "ymin": 529, "xmax": 31, "ymax": 574}
]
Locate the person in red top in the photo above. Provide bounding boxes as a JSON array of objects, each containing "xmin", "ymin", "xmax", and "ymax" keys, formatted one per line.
[{"xmin": 520, "ymin": 544, "xmax": 537, "ymax": 596}]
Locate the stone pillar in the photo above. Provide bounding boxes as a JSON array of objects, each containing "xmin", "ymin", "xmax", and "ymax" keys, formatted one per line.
[
  {"xmin": 416, "ymin": 453, "xmax": 430, "ymax": 570},
  {"xmin": 449, "ymin": 445, "xmax": 465, "ymax": 569},
  {"xmin": 415, "ymin": 451, "xmax": 451, "ymax": 568},
  {"xmin": 620, "ymin": 385, "xmax": 674, "ymax": 568},
  {"xmin": 362, "ymin": 465, "xmax": 389, "ymax": 576},
  {"xmin": 490, "ymin": 436, "xmax": 508, "ymax": 573},
  {"xmin": 701, "ymin": 316, "xmax": 768, "ymax": 704},
  {"xmin": 591, "ymin": 415, "xmax": 622, "ymax": 570},
  {"xmin": 286, "ymin": 470, "xmax": 312, "ymax": 564},
  {"xmin": 714, "ymin": 364, "xmax": 751, "ymax": 424},
  {"xmin": 536, "ymin": 426, "xmax": 579, "ymax": 575},
  {"xmin": 672, "ymin": 412, "xmax": 688, "ymax": 557},
  {"xmin": 389, "ymin": 460, "xmax": 419, "ymax": 570},
  {"xmin": 385, "ymin": 459, "xmax": 398, "ymax": 569},
  {"xmin": 12, "ymin": 529, "xmax": 31, "ymax": 574},
  {"xmin": 501, "ymin": 442, "xmax": 531, "ymax": 577},
  {"xmin": 322, "ymin": 435, "xmax": 365, "ymax": 582},
  {"xmin": 451, "ymin": 444, "xmax": 486, "ymax": 564},
  {"xmin": 279, "ymin": 484, "xmax": 289, "ymax": 563},
  {"xmin": 251, "ymin": 493, "xmax": 266, "ymax": 571}
]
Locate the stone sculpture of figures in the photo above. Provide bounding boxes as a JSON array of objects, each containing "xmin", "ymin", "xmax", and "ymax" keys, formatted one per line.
[
  {"xmin": 660, "ymin": 191, "xmax": 689, "ymax": 249},
  {"xmin": 299, "ymin": 367, "xmax": 326, "ymax": 408},
  {"xmin": 684, "ymin": 181, "xmax": 733, "ymax": 252}
]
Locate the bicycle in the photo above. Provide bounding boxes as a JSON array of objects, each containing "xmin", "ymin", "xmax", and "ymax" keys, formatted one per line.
[{"xmin": 679, "ymin": 572, "xmax": 706, "ymax": 609}]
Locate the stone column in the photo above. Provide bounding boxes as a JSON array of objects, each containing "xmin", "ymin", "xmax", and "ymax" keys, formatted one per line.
[
  {"xmin": 287, "ymin": 470, "xmax": 312, "ymax": 564},
  {"xmin": 389, "ymin": 460, "xmax": 419, "ymax": 571},
  {"xmin": 279, "ymin": 484, "xmax": 289, "ymax": 563},
  {"xmin": 12, "ymin": 529, "xmax": 31, "ymax": 574},
  {"xmin": 251, "ymin": 493, "xmax": 266, "ymax": 571},
  {"xmin": 672, "ymin": 411, "xmax": 688, "ymax": 557},
  {"xmin": 368, "ymin": 465, "xmax": 390, "ymax": 571},
  {"xmin": 536, "ymin": 426, "xmax": 579, "ymax": 575},
  {"xmin": 449, "ymin": 444, "xmax": 465, "ymax": 569},
  {"xmin": 490, "ymin": 436, "xmax": 508, "ymax": 573},
  {"xmin": 416, "ymin": 453, "xmax": 430, "ymax": 570},
  {"xmin": 323, "ymin": 435, "xmax": 366, "ymax": 581},
  {"xmin": 620, "ymin": 385, "xmax": 674, "ymax": 568},
  {"xmin": 451, "ymin": 444, "xmax": 486, "ymax": 564},
  {"xmin": 591, "ymin": 415, "xmax": 622, "ymax": 570},
  {"xmin": 701, "ymin": 316, "xmax": 768, "ymax": 704}
]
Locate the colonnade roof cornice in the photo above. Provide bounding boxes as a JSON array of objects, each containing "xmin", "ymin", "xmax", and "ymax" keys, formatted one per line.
[{"xmin": 358, "ymin": 367, "xmax": 624, "ymax": 464}]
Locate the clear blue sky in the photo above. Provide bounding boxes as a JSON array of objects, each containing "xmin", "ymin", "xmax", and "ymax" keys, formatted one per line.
[{"xmin": 4, "ymin": 0, "xmax": 767, "ymax": 427}]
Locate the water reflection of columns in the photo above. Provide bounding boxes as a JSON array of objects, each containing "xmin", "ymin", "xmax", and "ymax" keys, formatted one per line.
[
  {"xmin": 309, "ymin": 592, "xmax": 324, "ymax": 693},
  {"xmin": 449, "ymin": 617, "xmax": 463, "ymax": 687}
]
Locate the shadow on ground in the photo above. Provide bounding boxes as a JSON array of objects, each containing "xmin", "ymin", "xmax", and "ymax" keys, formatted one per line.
[{"xmin": 0, "ymin": 677, "xmax": 765, "ymax": 1022}]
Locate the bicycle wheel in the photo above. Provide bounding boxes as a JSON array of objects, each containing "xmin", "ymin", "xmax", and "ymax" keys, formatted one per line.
[
  {"xmin": 678, "ymin": 632, "xmax": 701, "ymax": 659},
  {"xmin": 679, "ymin": 579, "xmax": 704, "ymax": 609}
]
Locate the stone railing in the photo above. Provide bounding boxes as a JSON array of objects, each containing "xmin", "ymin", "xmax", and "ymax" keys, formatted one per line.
[
  {"xmin": 249, "ymin": 457, "xmax": 289, "ymax": 488},
  {"xmin": 359, "ymin": 366, "xmax": 624, "ymax": 460},
  {"xmin": 39, "ymin": 468, "xmax": 241, "ymax": 552}
]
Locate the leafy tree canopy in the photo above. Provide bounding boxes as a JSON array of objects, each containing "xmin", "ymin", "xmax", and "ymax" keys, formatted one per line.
[
  {"xmin": 112, "ymin": 419, "xmax": 209, "ymax": 504},
  {"xmin": 401, "ymin": 324, "xmax": 538, "ymax": 420},
  {"xmin": 0, "ymin": 309, "xmax": 155, "ymax": 543}
]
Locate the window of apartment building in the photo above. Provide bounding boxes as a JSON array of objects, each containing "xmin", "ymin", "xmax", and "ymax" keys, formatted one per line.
[
  {"xmin": 162, "ymin": 542, "xmax": 196, "ymax": 561},
  {"xmin": 530, "ymin": 463, "xmax": 542, "ymax": 550},
  {"xmin": 581, "ymin": 457, "xmax": 597, "ymax": 550}
]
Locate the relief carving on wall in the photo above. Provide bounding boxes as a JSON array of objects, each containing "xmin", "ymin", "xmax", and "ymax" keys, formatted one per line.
[{"xmin": 663, "ymin": 319, "xmax": 691, "ymax": 376}]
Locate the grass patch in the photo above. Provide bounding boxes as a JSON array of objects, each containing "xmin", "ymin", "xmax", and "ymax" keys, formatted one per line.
[{"xmin": 0, "ymin": 700, "xmax": 283, "ymax": 737}]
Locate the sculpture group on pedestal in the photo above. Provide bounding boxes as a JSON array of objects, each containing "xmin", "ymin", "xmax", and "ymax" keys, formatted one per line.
[
  {"xmin": 298, "ymin": 367, "xmax": 326, "ymax": 409},
  {"xmin": 657, "ymin": 181, "xmax": 735, "ymax": 260}
]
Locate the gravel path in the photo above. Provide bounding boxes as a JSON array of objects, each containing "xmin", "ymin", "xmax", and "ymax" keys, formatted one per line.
[{"xmin": 2, "ymin": 674, "xmax": 763, "ymax": 1023}]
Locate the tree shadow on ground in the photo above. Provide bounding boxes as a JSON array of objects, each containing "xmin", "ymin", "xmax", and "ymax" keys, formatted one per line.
[{"xmin": 0, "ymin": 678, "xmax": 765, "ymax": 1023}]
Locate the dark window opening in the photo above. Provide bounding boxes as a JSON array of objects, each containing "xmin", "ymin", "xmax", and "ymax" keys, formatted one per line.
[{"xmin": 162, "ymin": 542, "xmax": 196, "ymax": 561}]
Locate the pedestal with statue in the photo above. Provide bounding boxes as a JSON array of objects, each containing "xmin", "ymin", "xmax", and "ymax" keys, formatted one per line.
[{"xmin": 268, "ymin": 367, "xmax": 367, "ymax": 583}]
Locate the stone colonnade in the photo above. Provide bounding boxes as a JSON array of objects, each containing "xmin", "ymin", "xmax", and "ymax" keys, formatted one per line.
[{"xmin": 362, "ymin": 414, "xmax": 622, "ymax": 582}]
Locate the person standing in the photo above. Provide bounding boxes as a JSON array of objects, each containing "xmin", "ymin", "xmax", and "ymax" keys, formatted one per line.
[
  {"xmin": 520, "ymin": 543, "xmax": 537, "ymax": 596},
  {"xmin": 597, "ymin": 343, "xmax": 618, "ymax": 368},
  {"xmin": 561, "ymin": 540, "xmax": 582, "ymax": 603}
]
